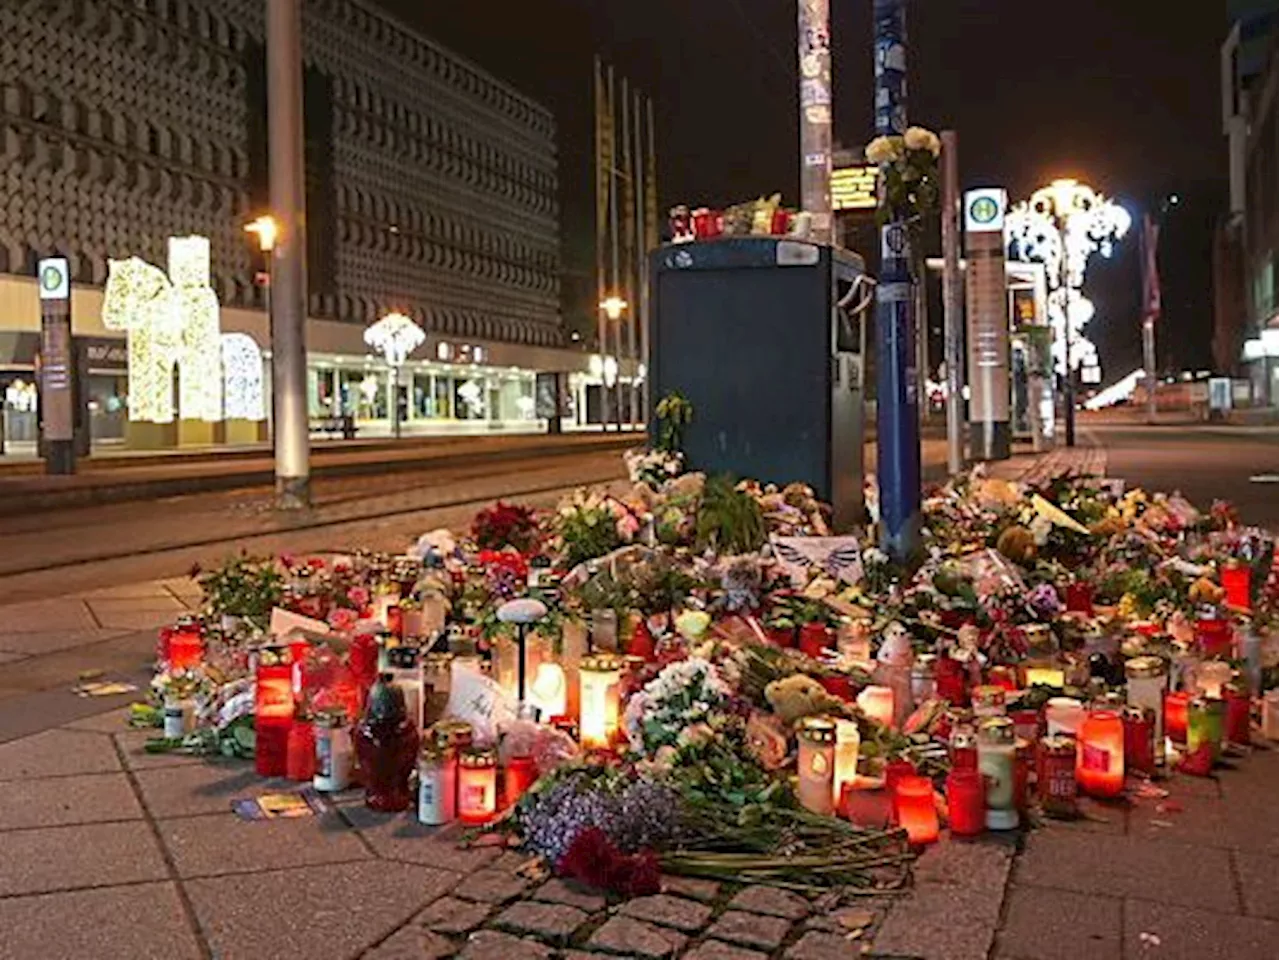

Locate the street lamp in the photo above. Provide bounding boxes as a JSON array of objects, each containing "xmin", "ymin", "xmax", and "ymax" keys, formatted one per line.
[
  {"xmin": 363, "ymin": 312, "xmax": 425, "ymax": 439},
  {"xmin": 245, "ymin": 216, "xmax": 279, "ymax": 442},
  {"xmin": 1006, "ymin": 178, "xmax": 1130, "ymax": 446},
  {"xmin": 598, "ymin": 296, "xmax": 628, "ymax": 431}
]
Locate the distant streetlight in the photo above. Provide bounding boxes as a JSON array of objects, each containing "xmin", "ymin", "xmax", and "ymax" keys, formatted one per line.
[
  {"xmin": 1006, "ymin": 178, "xmax": 1130, "ymax": 447},
  {"xmin": 599, "ymin": 296, "xmax": 628, "ymax": 320},
  {"xmin": 364, "ymin": 312, "xmax": 425, "ymax": 439},
  {"xmin": 244, "ymin": 215, "xmax": 279, "ymax": 252},
  {"xmin": 597, "ymin": 295, "xmax": 628, "ymax": 430},
  {"xmin": 245, "ymin": 215, "xmax": 279, "ymax": 442}
]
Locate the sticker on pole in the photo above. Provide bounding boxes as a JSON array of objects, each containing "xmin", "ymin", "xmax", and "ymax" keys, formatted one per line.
[
  {"xmin": 776, "ymin": 242, "xmax": 819, "ymax": 266},
  {"xmin": 38, "ymin": 257, "xmax": 70, "ymax": 301}
]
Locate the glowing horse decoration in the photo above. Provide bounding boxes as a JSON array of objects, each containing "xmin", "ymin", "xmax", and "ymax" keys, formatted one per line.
[{"xmin": 102, "ymin": 236, "xmax": 224, "ymax": 424}]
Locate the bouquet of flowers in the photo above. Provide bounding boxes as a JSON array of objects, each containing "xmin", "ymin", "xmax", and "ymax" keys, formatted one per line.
[
  {"xmin": 623, "ymin": 657, "xmax": 731, "ymax": 757},
  {"xmin": 625, "ymin": 448, "xmax": 684, "ymax": 489},
  {"xmin": 471, "ymin": 501, "xmax": 541, "ymax": 554}
]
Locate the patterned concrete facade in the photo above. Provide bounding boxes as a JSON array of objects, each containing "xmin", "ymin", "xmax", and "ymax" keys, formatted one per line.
[{"xmin": 0, "ymin": 0, "xmax": 560, "ymax": 347}]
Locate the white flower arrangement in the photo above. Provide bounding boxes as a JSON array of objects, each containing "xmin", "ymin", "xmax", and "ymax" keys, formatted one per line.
[
  {"xmin": 623, "ymin": 656, "xmax": 730, "ymax": 756},
  {"xmin": 625, "ymin": 448, "xmax": 685, "ymax": 488}
]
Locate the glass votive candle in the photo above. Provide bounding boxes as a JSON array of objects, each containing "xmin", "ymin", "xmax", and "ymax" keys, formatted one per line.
[
  {"xmin": 796, "ymin": 717, "xmax": 838, "ymax": 816},
  {"xmin": 856, "ymin": 685, "xmax": 895, "ymax": 728},
  {"xmin": 1221, "ymin": 562, "xmax": 1251, "ymax": 611},
  {"xmin": 1164, "ymin": 690, "xmax": 1190, "ymax": 743},
  {"xmin": 945, "ymin": 769, "xmax": 985, "ymax": 837},
  {"xmin": 503, "ymin": 755, "xmax": 538, "ymax": 808},
  {"xmin": 893, "ymin": 775, "xmax": 940, "ymax": 845},
  {"xmin": 1045, "ymin": 697, "xmax": 1085, "ymax": 737},
  {"xmin": 1075, "ymin": 709, "xmax": 1125, "ymax": 798},
  {"xmin": 458, "ymin": 747, "xmax": 498, "ymax": 824}
]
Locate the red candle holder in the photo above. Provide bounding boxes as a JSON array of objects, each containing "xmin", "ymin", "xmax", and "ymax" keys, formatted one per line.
[
  {"xmin": 162, "ymin": 617, "xmax": 205, "ymax": 671},
  {"xmin": 255, "ymin": 646, "xmax": 295, "ymax": 777},
  {"xmin": 839, "ymin": 782, "xmax": 892, "ymax": 828},
  {"xmin": 1122, "ymin": 707, "xmax": 1156, "ymax": 776},
  {"xmin": 798, "ymin": 622, "xmax": 832, "ymax": 659},
  {"xmin": 503, "ymin": 755, "xmax": 538, "ymax": 808},
  {"xmin": 1194, "ymin": 617, "xmax": 1234, "ymax": 658},
  {"xmin": 769, "ymin": 208, "xmax": 791, "ymax": 235},
  {"xmin": 945, "ymin": 769, "xmax": 985, "ymax": 837},
  {"xmin": 1009, "ymin": 708, "xmax": 1041, "ymax": 744},
  {"xmin": 1221, "ymin": 563, "xmax": 1251, "ymax": 611},
  {"xmin": 692, "ymin": 208, "xmax": 722, "ymax": 240},
  {"xmin": 768, "ymin": 627, "xmax": 796, "ymax": 649},
  {"xmin": 1164, "ymin": 691, "xmax": 1190, "ymax": 743},
  {"xmin": 1075, "ymin": 709, "xmax": 1125, "ymax": 798},
  {"xmin": 1224, "ymin": 689, "xmax": 1251, "ymax": 745},
  {"xmin": 286, "ymin": 717, "xmax": 317, "ymax": 782},
  {"xmin": 935, "ymin": 655, "xmax": 969, "ymax": 706},
  {"xmin": 818, "ymin": 675, "xmax": 856, "ymax": 701},
  {"xmin": 883, "ymin": 758, "xmax": 916, "ymax": 823},
  {"xmin": 987, "ymin": 666, "xmax": 1019, "ymax": 692},
  {"xmin": 1064, "ymin": 582, "xmax": 1094, "ymax": 616},
  {"xmin": 893, "ymin": 775, "xmax": 940, "ymax": 845},
  {"xmin": 626, "ymin": 620, "xmax": 656, "ymax": 661}
]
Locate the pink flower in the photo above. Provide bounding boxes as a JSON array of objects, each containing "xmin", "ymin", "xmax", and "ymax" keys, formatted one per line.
[
  {"xmin": 328, "ymin": 607, "xmax": 357, "ymax": 632},
  {"xmin": 279, "ymin": 552, "xmax": 298, "ymax": 569},
  {"xmin": 347, "ymin": 586, "xmax": 370, "ymax": 608},
  {"xmin": 616, "ymin": 513, "xmax": 640, "ymax": 540}
]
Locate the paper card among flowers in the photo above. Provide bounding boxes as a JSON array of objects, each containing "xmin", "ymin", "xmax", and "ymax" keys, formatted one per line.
[
  {"xmin": 269, "ymin": 607, "xmax": 331, "ymax": 640},
  {"xmin": 445, "ymin": 660, "xmax": 518, "ymax": 745},
  {"xmin": 957, "ymin": 547, "xmax": 1026, "ymax": 599},
  {"xmin": 770, "ymin": 536, "xmax": 864, "ymax": 587}
]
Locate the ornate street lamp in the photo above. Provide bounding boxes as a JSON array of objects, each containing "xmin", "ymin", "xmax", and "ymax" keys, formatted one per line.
[
  {"xmin": 364, "ymin": 312, "xmax": 425, "ymax": 439},
  {"xmin": 1006, "ymin": 179, "xmax": 1130, "ymax": 446}
]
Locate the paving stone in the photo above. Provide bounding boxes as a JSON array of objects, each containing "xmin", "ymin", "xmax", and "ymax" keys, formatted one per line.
[
  {"xmin": 459, "ymin": 929, "xmax": 553, "ymax": 960},
  {"xmin": 660, "ymin": 874, "xmax": 721, "ymax": 902},
  {"xmin": 1039, "ymin": 795, "xmax": 1127, "ymax": 836},
  {"xmin": 1130, "ymin": 786, "xmax": 1274, "ymax": 853},
  {"xmin": 0, "ymin": 650, "xmax": 28, "ymax": 664},
  {"xmin": 728, "ymin": 885, "xmax": 810, "ymax": 919},
  {"xmin": 86, "ymin": 597, "xmax": 187, "ymax": 630},
  {"xmin": 0, "ymin": 728, "xmax": 122, "ymax": 781},
  {"xmin": 1122, "ymin": 897, "xmax": 1278, "ymax": 960},
  {"xmin": 912, "ymin": 833, "xmax": 1016, "ymax": 887},
  {"xmin": 60, "ymin": 706, "xmax": 135, "ymax": 734},
  {"xmin": 1233, "ymin": 851, "xmax": 1279, "ymax": 920},
  {"xmin": 415, "ymin": 895, "xmax": 495, "ymax": 934},
  {"xmin": 589, "ymin": 915, "xmax": 688, "ymax": 957},
  {"xmin": 364, "ymin": 926, "xmax": 457, "ymax": 960},
  {"xmin": 871, "ymin": 880, "xmax": 1003, "ymax": 960},
  {"xmin": 347, "ymin": 812, "xmax": 504, "ymax": 874},
  {"xmin": 494, "ymin": 900, "xmax": 590, "ymax": 944},
  {"xmin": 186, "ymin": 861, "xmax": 457, "ymax": 960},
  {"xmin": 455, "ymin": 868, "xmax": 530, "ymax": 904},
  {"xmin": 159, "ymin": 810, "xmax": 371, "ymax": 877},
  {"xmin": 132, "ymin": 761, "xmax": 268, "ymax": 817},
  {"xmin": 532, "ymin": 877, "xmax": 607, "ymax": 912},
  {"xmin": 0, "ymin": 626, "xmax": 132, "ymax": 657},
  {"xmin": 0, "ymin": 881, "xmax": 202, "ymax": 960},
  {"xmin": 706, "ymin": 910, "xmax": 792, "ymax": 950},
  {"xmin": 79, "ymin": 582, "xmax": 175, "ymax": 601},
  {"xmin": 0, "ymin": 820, "xmax": 169, "ymax": 896},
  {"xmin": 113, "ymin": 729, "xmax": 208, "ymax": 770},
  {"xmin": 786, "ymin": 930, "xmax": 856, "ymax": 960},
  {"xmin": 995, "ymin": 885, "xmax": 1121, "ymax": 960},
  {"xmin": 685, "ymin": 940, "xmax": 770, "ymax": 960},
  {"xmin": 0, "ymin": 597, "xmax": 98, "ymax": 632},
  {"xmin": 0, "ymin": 771, "xmax": 143, "ymax": 829},
  {"xmin": 805, "ymin": 904, "xmax": 888, "ymax": 934},
  {"xmin": 1014, "ymin": 829, "xmax": 1238, "ymax": 912},
  {"xmin": 619, "ymin": 893, "xmax": 713, "ymax": 932}
]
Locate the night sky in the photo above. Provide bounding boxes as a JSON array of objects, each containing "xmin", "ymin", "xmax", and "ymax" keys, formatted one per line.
[{"xmin": 378, "ymin": 0, "xmax": 1229, "ymax": 376}]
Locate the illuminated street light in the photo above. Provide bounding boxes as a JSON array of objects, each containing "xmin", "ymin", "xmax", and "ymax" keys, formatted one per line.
[
  {"xmin": 244, "ymin": 215, "xmax": 279, "ymax": 253},
  {"xmin": 1005, "ymin": 178, "xmax": 1130, "ymax": 446},
  {"xmin": 599, "ymin": 296, "xmax": 628, "ymax": 320},
  {"xmin": 364, "ymin": 312, "xmax": 425, "ymax": 438}
]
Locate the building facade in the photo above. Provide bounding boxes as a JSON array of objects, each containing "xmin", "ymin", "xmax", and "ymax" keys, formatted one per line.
[{"xmin": 0, "ymin": 0, "xmax": 605, "ymax": 447}]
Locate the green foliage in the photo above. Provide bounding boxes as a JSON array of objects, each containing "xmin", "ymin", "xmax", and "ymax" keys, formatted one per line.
[
  {"xmin": 558, "ymin": 503, "xmax": 624, "ymax": 570},
  {"xmin": 654, "ymin": 391, "xmax": 694, "ymax": 454},
  {"xmin": 695, "ymin": 476, "xmax": 766, "ymax": 554},
  {"xmin": 195, "ymin": 554, "xmax": 284, "ymax": 623}
]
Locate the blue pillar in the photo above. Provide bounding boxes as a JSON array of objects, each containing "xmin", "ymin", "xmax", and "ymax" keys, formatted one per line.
[{"xmin": 873, "ymin": 0, "xmax": 922, "ymax": 560}]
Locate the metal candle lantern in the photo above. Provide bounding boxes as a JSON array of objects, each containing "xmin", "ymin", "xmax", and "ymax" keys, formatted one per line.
[
  {"xmin": 796, "ymin": 717, "xmax": 837, "ymax": 817},
  {"xmin": 579, "ymin": 654, "xmax": 623, "ymax": 748},
  {"xmin": 496, "ymin": 597, "xmax": 549, "ymax": 710},
  {"xmin": 254, "ymin": 644, "xmax": 295, "ymax": 776}
]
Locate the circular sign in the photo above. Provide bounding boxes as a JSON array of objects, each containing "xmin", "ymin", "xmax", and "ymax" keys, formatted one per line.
[
  {"xmin": 968, "ymin": 195, "xmax": 1000, "ymax": 226},
  {"xmin": 40, "ymin": 263, "xmax": 64, "ymax": 292}
]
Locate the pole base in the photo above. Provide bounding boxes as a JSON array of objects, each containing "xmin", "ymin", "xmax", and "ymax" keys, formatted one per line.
[
  {"xmin": 968, "ymin": 421, "xmax": 1011, "ymax": 461},
  {"xmin": 275, "ymin": 475, "xmax": 311, "ymax": 510},
  {"xmin": 44, "ymin": 440, "xmax": 76, "ymax": 475}
]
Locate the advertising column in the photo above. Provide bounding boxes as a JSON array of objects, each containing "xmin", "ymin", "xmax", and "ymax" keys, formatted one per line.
[
  {"xmin": 37, "ymin": 256, "xmax": 76, "ymax": 474},
  {"xmin": 963, "ymin": 188, "xmax": 1011, "ymax": 461}
]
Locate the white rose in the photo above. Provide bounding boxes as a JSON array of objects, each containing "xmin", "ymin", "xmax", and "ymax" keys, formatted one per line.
[{"xmin": 864, "ymin": 135, "xmax": 900, "ymax": 165}]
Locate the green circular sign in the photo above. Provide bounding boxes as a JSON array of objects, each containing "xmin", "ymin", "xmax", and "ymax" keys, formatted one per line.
[
  {"xmin": 40, "ymin": 264, "xmax": 64, "ymax": 292},
  {"xmin": 969, "ymin": 195, "xmax": 1000, "ymax": 225}
]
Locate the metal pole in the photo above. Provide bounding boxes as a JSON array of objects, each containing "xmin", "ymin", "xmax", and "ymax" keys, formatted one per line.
[
  {"xmin": 607, "ymin": 65, "xmax": 621, "ymax": 432},
  {"xmin": 915, "ymin": 275, "xmax": 929, "ymax": 424},
  {"xmin": 872, "ymin": 0, "xmax": 922, "ymax": 560},
  {"xmin": 1062, "ymin": 249, "xmax": 1075, "ymax": 447},
  {"xmin": 267, "ymin": 0, "xmax": 310, "ymax": 508},
  {"xmin": 620, "ymin": 77, "xmax": 633, "ymax": 428},
  {"xmin": 1143, "ymin": 319, "xmax": 1157, "ymax": 423},
  {"xmin": 798, "ymin": 0, "xmax": 833, "ymax": 243},
  {"xmin": 642, "ymin": 96, "xmax": 655, "ymax": 422},
  {"xmin": 940, "ymin": 130, "xmax": 963, "ymax": 475},
  {"xmin": 593, "ymin": 56, "xmax": 607, "ymax": 432},
  {"xmin": 631, "ymin": 87, "xmax": 644, "ymax": 428}
]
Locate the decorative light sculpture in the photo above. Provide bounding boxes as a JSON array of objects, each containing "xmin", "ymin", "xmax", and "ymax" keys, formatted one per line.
[
  {"xmin": 364, "ymin": 312, "xmax": 425, "ymax": 438},
  {"xmin": 102, "ymin": 236, "xmax": 224, "ymax": 424},
  {"xmin": 221, "ymin": 333, "xmax": 266, "ymax": 421},
  {"xmin": 1005, "ymin": 180, "xmax": 1130, "ymax": 445}
]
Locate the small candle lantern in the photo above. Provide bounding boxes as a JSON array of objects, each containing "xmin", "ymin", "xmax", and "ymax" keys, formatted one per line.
[
  {"xmin": 972, "ymin": 685, "xmax": 1007, "ymax": 720},
  {"xmin": 313, "ymin": 709, "xmax": 354, "ymax": 793},
  {"xmin": 1164, "ymin": 690, "xmax": 1191, "ymax": 743},
  {"xmin": 457, "ymin": 747, "xmax": 498, "ymax": 824},
  {"xmin": 1221, "ymin": 561, "xmax": 1251, "ymax": 611},
  {"xmin": 911, "ymin": 654, "xmax": 937, "ymax": 704},
  {"xmin": 353, "ymin": 675, "xmax": 421, "ymax": 812},
  {"xmin": 796, "ymin": 717, "xmax": 837, "ymax": 816},
  {"xmin": 1125, "ymin": 655, "xmax": 1168, "ymax": 758},
  {"xmin": 883, "ymin": 757, "xmax": 916, "ymax": 822},
  {"xmin": 417, "ymin": 739, "xmax": 457, "ymax": 825},
  {"xmin": 798, "ymin": 622, "xmax": 832, "ymax": 659},
  {"xmin": 163, "ymin": 616, "xmax": 205, "ymax": 671},
  {"xmin": 856, "ymin": 685, "xmax": 895, "ymax": 729},
  {"xmin": 385, "ymin": 645, "xmax": 424, "ymax": 732},
  {"xmin": 832, "ymin": 719, "xmax": 861, "ymax": 806},
  {"xmin": 1186, "ymin": 697, "xmax": 1224, "ymax": 764},
  {"xmin": 1194, "ymin": 614, "xmax": 1234, "ymax": 658},
  {"xmin": 1037, "ymin": 734, "xmax": 1079, "ymax": 818},
  {"xmin": 1191, "ymin": 660, "xmax": 1234, "ymax": 700},
  {"xmin": 977, "ymin": 717, "xmax": 1019, "ymax": 830},
  {"xmin": 1121, "ymin": 706, "xmax": 1156, "ymax": 776},
  {"xmin": 934, "ymin": 654, "xmax": 969, "ymax": 706},
  {"xmin": 946, "ymin": 769, "xmax": 985, "ymax": 837},
  {"xmin": 1045, "ymin": 697, "xmax": 1085, "ymax": 737},
  {"xmin": 893, "ymin": 775, "xmax": 940, "ymax": 845},
  {"xmin": 422, "ymin": 652, "xmax": 454, "ymax": 728},
  {"xmin": 503, "ymin": 755, "xmax": 538, "ymax": 808},
  {"xmin": 949, "ymin": 723, "xmax": 979, "ymax": 771},
  {"xmin": 1223, "ymin": 684, "xmax": 1251, "ymax": 745},
  {"xmin": 286, "ymin": 713, "xmax": 317, "ymax": 782},
  {"xmin": 529, "ymin": 661, "xmax": 568, "ymax": 720},
  {"xmin": 1075, "ymin": 708, "xmax": 1125, "ymax": 798},
  {"xmin": 1263, "ymin": 690, "xmax": 1278, "ymax": 741},
  {"xmin": 1064, "ymin": 581, "xmax": 1094, "ymax": 616},
  {"xmin": 255, "ymin": 644, "xmax": 295, "ymax": 777},
  {"xmin": 579, "ymin": 654, "xmax": 622, "ymax": 748}
]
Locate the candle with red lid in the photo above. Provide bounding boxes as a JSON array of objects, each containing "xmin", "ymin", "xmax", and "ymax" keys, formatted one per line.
[
  {"xmin": 255, "ymin": 644, "xmax": 295, "ymax": 777},
  {"xmin": 945, "ymin": 769, "xmax": 985, "ymax": 837},
  {"xmin": 893, "ymin": 775, "xmax": 939, "ymax": 845}
]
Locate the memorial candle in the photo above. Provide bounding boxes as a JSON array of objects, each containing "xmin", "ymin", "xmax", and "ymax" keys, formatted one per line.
[
  {"xmin": 857, "ymin": 685, "xmax": 895, "ymax": 728},
  {"xmin": 1164, "ymin": 690, "xmax": 1190, "ymax": 743},
  {"xmin": 893, "ymin": 775, "xmax": 939, "ymax": 845},
  {"xmin": 457, "ymin": 748, "xmax": 498, "ymax": 824},
  {"xmin": 796, "ymin": 718, "xmax": 837, "ymax": 816},
  {"xmin": 1223, "ymin": 685, "xmax": 1251, "ymax": 746},
  {"xmin": 1221, "ymin": 562, "xmax": 1251, "ymax": 611},
  {"xmin": 945, "ymin": 769, "xmax": 985, "ymax": 837},
  {"xmin": 578, "ymin": 655, "xmax": 622, "ymax": 749},
  {"xmin": 503, "ymin": 755, "xmax": 538, "ymax": 808},
  {"xmin": 254, "ymin": 644, "xmax": 294, "ymax": 777},
  {"xmin": 1075, "ymin": 709, "xmax": 1125, "ymax": 798},
  {"xmin": 832, "ymin": 719, "xmax": 861, "ymax": 806}
]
